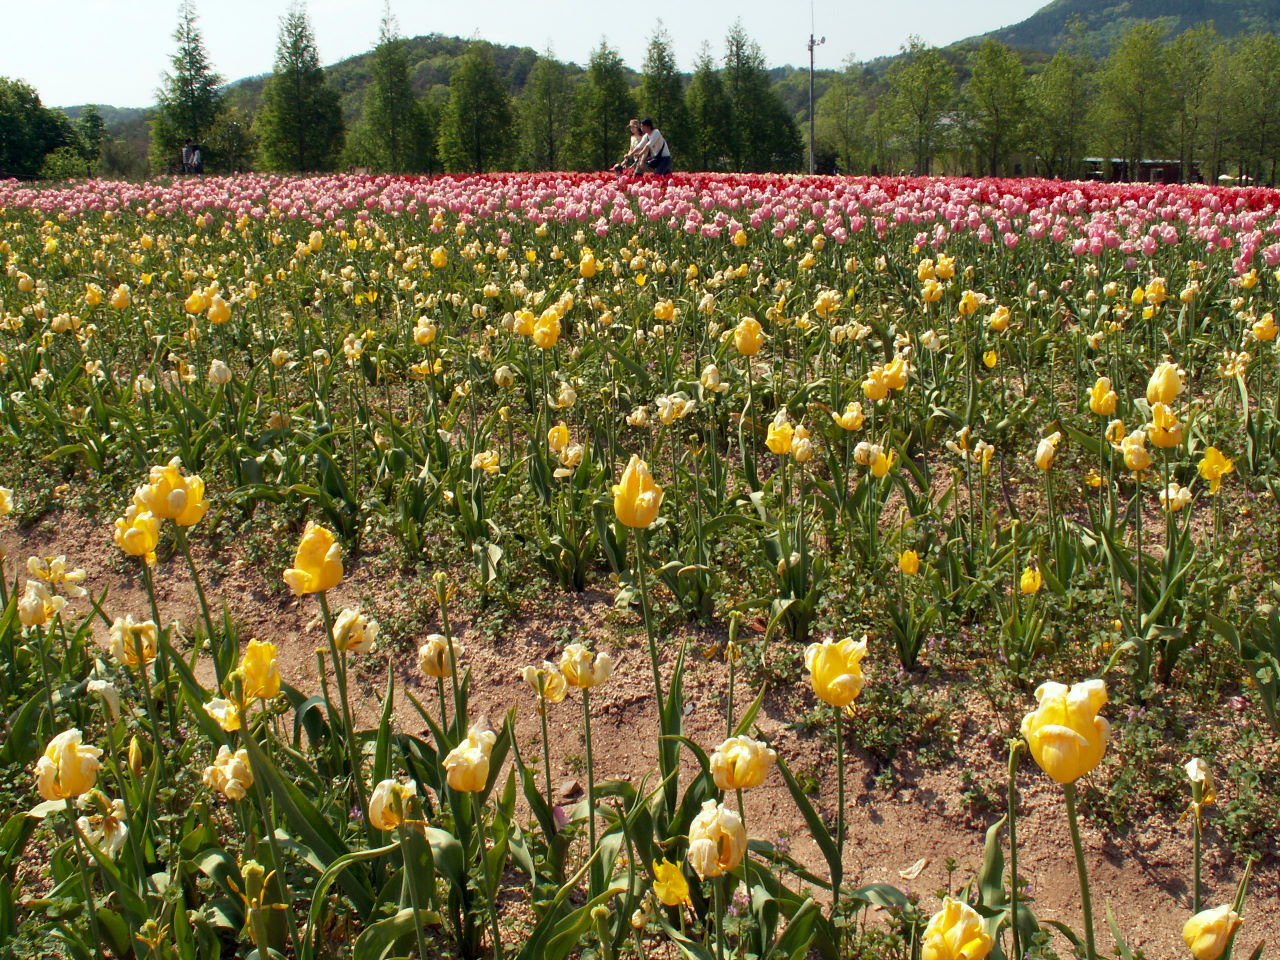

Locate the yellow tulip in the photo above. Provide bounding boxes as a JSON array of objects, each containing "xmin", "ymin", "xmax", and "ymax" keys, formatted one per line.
[
  {"xmin": 418, "ymin": 634, "xmax": 462, "ymax": 678},
  {"xmin": 1020, "ymin": 566, "xmax": 1042, "ymax": 595},
  {"xmin": 1121, "ymin": 430, "xmax": 1151, "ymax": 473},
  {"xmin": 884, "ymin": 356, "xmax": 910, "ymax": 390},
  {"xmin": 652, "ymin": 858, "xmax": 692, "ymax": 907},
  {"xmin": 1183, "ymin": 906, "xmax": 1243, "ymax": 960},
  {"xmin": 368, "ymin": 779, "xmax": 417, "ymax": 830},
  {"xmin": 1088, "ymin": 377, "xmax": 1117, "ymax": 417},
  {"xmin": 1146, "ymin": 360, "xmax": 1184, "ymax": 406},
  {"xmin": 804, "ymin": 636, "xmax": 867, "ymax": 709},
  {"xmin": 1197, "ymin": 447, "xmax": 1234, "ymax": 494},
  {"xmin": 732, "ymin": 229, "xmax": 748, "ymax": 247},
  {"xmin": 0, "ymin": 486, "xmax": 12, "ymax": 515},
  {"xmin": 109, "ymin": 284, "xmax": 130, "ymax": 310},
  {"xmin": 921, "ymin": 897, "xmax": 994, "ymax": 960},
  {"xmin": 185, "ymin": 290, "xmax": 208, "ymax": 314},
  {"xmin": 612, "ymin": 455, "xmax": 663, "ymax": 529},
  {"xmin": 202, "ymin": 745, "xmax": 253, "ymax": 801},
  {"xmin": 983, "ymin": 350, "xmax": 998, "ymax": 369},
  {"xmin": 1251, "ymin": 312, "xmax": 1277, "ymax": 341},
  {"xmin": 443, "ymin": 725, "xmax": 497, "ymax": 793},
  {"xmin": 862, "ymin": 367, "xmax": 890, "ymax": 401},
  {"xmin": 899, "ymin": 550, "xmax": 920, "ymax": 575},
  {"xmin": 207, "ymin": 294, "xmax": 230, "ymax": 325},
  {"xmin": 240, "ymin": 640, "xmax": 281, "ymax": 700},
  {"xmin": 332, "ymin": 607, "xmax": 379, "ymax": 654},
  {"xmin": 766, "ymin": 412, "xmax": 794, "ymax": 455},
  {"xmin": 471, "ymin": 450, "xmax": 500, "ymax": 474},
  {"xmin": 709, "ymin": 735, "xmax": 776, "ymax": 791},
  {"xmin": 85, "ymin": 283, "xmax": 104, "ymax": 307},
  {"xmin": 687, "ymin": 799, "xmax": 747, "ymax": 879},
  {"xmin": 560, "ymin": 643, "xmax": 613, "ymax": 689},
  {"xmin": 1034, "ymin": 431, "xmax": 1062, "ymax": 471},
  {"xmin": 203, "ymin": 697, "xmax": 242, "ymax": 732},
  {"xmin": 1147, "ymin": 403, "xmax": 1184, "ymax": 449},
  {"xmin": 733, "ymin": 317, "xmax": 764, "ymax": 356},
  {"xmin": 1020, "ymin": 678, "xmax": 1110, "ymax": 784},
  {"xmin": 113, "ymin": 504, "xmax": 160, "ymax": 566},
  {"xmin": 109, "ymin": 615, "xmax": 158, "ymax": 666},
  {"xmin": 521, "ymin": 661, "xmax": 568, "ymax": 703},
  {"xmin": 959, "ymin": 290, "xmax": 980, "ymax": 316},
  {"xmin": 35, "ymin": 729, "xmax": 102, "ymax": 802},
  {"xmin": 283, "ymin": 522, "xmax": 343, "ymax": 596},
  {"xmin": 532, "ymin": 311, "xmax": 561, "ymax": 349},
  {"xmin": 831, "ymin": 401, "xmax": 865, "ymax": 431},
  {"xmin": 870, "ymin": 447, "xmax": 895, "ymax": 478},
  {"xmin": 133, "ymin": 457, "xmax": 209, "ymax": 526},
  {"xmin": 548, "ymin": 422, "xmax": 570, "ymax": 453},
  {"xmin": 579, "ymin": 252, "xmax": 598, "ymax": 278},
  {"xmin": 18, "ymin": 580, "xmax": 66, "ymax": 627}
]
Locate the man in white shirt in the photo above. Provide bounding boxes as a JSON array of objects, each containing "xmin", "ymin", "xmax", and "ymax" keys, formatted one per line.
[{"xmin": 635, "ymin": 118, "xmax": 672, "ymax": 176}]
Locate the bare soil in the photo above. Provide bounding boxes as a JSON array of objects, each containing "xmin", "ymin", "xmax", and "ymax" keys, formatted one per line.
[{"xmin": 6, "ymin": 507, "xmax": 1278, "ymax": 958}]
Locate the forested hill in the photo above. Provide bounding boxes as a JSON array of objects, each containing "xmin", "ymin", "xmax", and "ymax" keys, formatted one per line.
[{"xmin": 977, "ymin": 0, "xmax": 1280, "ymax": 54}]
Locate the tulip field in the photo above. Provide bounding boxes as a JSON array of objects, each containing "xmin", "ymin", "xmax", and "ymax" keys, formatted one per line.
[{"xmin": 2, "ymin": 171, "xmax": 1279, "ymax": 959}]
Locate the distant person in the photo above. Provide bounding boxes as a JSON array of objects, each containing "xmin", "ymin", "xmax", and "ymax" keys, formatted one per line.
[
  {"xmin": 635, "ymin": 118, "xmax": 672, "ymax": 176},
  {"xmin": 192, "ymin": 144, "xmax": 204, "ymax": 175},
  {"xmin": 611, "ymin": 119, "xmax": 645, "ymax": 174},
  {"xmin": 181, "ymin": 138, "xmax": 194, "ymax": 174}
]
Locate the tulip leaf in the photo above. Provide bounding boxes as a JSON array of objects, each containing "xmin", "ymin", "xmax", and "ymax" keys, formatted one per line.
[
  {"xmin": 774, "ymin": 753, "xmax": 840, "ymax": 893},
  {"xmin": 300, "ymin": 841, "xmax": 398, "ymax": 960},
  {"xmin": 351, "ymin": 907, "xmax": 439, "ymax": 960}
]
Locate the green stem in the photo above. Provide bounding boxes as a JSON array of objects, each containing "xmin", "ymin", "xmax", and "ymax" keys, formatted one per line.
[
  {"xmin": 1063, "ymin": 783, "xmax": 1098, "ymax": 960},
  {"xmin": 473, "ymin": 793, "xmax": 503, "ymax": 960},
  {"xmin": 538, "ymin": 696, "xmax": 554, "ymax": 809},
  {"xmin": 713, "ymin": 874, "xmax": 726, "ymax": 960},
  {"xmin": 176, "ymin": 528, "xmax": 218, "ymax": 685},
  {"xmin": 1192, "ymin": 803, "xmax": 1203, "ymax": 915},
  {"xmin": 318, "ymin": 592, "xmax": 368, "ymax": 827},
  {"xmin": 65, "ymin": 799, "xmax": 105, "ymax": 960},
  {"xmin": 835, "ymin": 706, "xmax": 845, "ymax": 921},
  {"xmin": 399, "ymin": 823, "xmax": 431, "ymax": 960},
  {"xmin": 1008, "ymin": 740, "xmax": 1023, "ymax": 960},
  {"xmin": 583, "ymin": 687, "xmax": 600, "ymax": 898}
]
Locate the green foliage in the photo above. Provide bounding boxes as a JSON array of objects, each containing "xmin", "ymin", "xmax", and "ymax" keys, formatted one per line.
[
  {"xmin": 684, "ymin": 46, "xmax": 734, "ymax": 171},
  {"xmin": 722, "ymin": 22, "xmax": 803, "ymax": 173},
  {"xmin": 256, "ymin": 4, "xmax": 345, "ymax": 172},
  {"xmin": 637, "ymin": 24, "xmax": 689, "ymax": 169},
  {"xmin": 962, "ymin": 39, "xmax": 1027, "ymax": 177},
  {"xmin": 568, "ymin": 42, "xmax": 635, "ymax": 172},
  {"xmin": 438, "ymin": 43, "xmax": 513, "ymax": 173},
  {"xmin": 354, "ymin": 9, "xmax": 437, "ymax": 174},
  {"xmin": 517, "ymin": 55, "xmax": 573, "ymax": 171},
  {"xmin": 148, "ymin": 0, "xmax": 224, "ymax": 174},
  {"xmin": 886, "ymin": 37, "xmax": 955, "ymax": 175},
  {"xmin": 0, "ymin": 77, "xmax": 72, "ymax": 179},
  {"xmin": 1027, "ymin": 24, "xmax": 1094, "ymax": 179}
]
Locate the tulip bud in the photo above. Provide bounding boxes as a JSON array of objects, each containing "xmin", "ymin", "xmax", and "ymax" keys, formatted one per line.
[
  {"xmin": 1183, "ymin": 905, "xmax": 1243, "ymax": 960},
  {"xmin": 128, "ymin": 736, "xmax": 144, "ymax": 778}
]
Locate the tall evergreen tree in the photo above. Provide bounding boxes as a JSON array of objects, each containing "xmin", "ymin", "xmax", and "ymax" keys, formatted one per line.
[
  {"xmin": 722, "ymin": 22, "xmax": 801, "ymax": 172},
  {"xmin": 360, "ymin": 6, "xmax": 434, "ymax": 172},
  {"xmin": 1094, "ymin": 22, "xmax": 1174, "ymax": 175},
  {"xmin": 1225, "ymin": 32, "xmax": 1280, "ymax": 184},
  {"xmin": 963, "ymin": 39, "xmax": 1027, "ymax": 177},
  {"xmin": 150, "ymin": 0, "xmax": 223, "ymax": 173},
  {"xmin": 518, "ymin": 53, "xmax": 573, "ymax": 170},
  {"xmin": 684, "ymin": 45, "xmax": 733, "ymax": 171},
  {"xmin": 638, "ymin": 24, "xmax": 688, "ymax": 165},
  {"xmin": 76, "ymin": 105, "xmax": 107, "ymax": 176},
  {"xmin": 439, "ymin": 43, "xmax": 513, "ymax": 173},
  {"xmin": 886, "ymin": 37, "xmax": 954, "ymax": 175},
  {"xmin": 1028, "ymin": 23, "xmax": 1093, "ymax": 179},
  {"xmin": 569, "ymin": 42, "xmax": 635, "ymax": 171},
  {"xmin": 257, "ymin": 4, "xmax": 345, "ymax": 172}
]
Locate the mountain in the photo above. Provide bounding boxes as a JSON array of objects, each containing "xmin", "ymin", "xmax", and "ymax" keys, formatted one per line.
[{"xmin": 979, "ymin": 0, "xmax": 1280, "ymax": 55}]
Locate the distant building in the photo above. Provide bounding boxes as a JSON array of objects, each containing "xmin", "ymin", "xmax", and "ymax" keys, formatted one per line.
[{"xmin": 1083, "ymin": 157, "xmax": 1201, "ymax": 184}]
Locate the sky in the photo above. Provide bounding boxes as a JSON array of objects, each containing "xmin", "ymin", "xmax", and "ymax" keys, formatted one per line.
[{"xmin": 7, "ymin": 0, "xmax": 1046, "ymax": 108}]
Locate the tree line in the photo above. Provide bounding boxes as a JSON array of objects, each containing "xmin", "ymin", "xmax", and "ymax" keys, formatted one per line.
[
  {"xmin": 6, "ymin": 3, "xmax": 1280, "ymax": 184},
  {"xmin": 819, "ymin": 22, "xmax": 1280, "ymax": 185},
  {"xmin": 143, "ymin": 2, "xmax": 802, "ymax": 177}
]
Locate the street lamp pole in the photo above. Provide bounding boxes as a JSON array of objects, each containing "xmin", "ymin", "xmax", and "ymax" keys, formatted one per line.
[{"xmin": 808, "ymin": 8, "xmax": 825, "ymax": 175}]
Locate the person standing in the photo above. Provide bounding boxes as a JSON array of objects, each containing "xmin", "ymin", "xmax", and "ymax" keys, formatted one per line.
[
  {"xmin": 180, "ymin": 138, "xmax": 194, "ymax": 174},
  {"xmin": 635, "ymin": 118, "xmax": 672, "ymax": 176},
  {"xmin": 191, "ymin": 144, "xmax": 204, "ymax": 175}
]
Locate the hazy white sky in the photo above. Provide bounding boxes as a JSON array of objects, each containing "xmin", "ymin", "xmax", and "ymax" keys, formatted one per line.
[{"xmin": 8, "ymin": 0, "xmax": 1045, "ymax": 108}]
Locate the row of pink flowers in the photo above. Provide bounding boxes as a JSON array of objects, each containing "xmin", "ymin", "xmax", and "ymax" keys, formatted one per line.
[{"xmin": 5, "ymin": 172, "xmax": 1279, "ymax": 272}]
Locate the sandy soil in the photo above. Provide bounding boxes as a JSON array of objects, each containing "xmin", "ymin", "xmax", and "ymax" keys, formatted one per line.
[{"xmin": 6, "ymin": 508, "xmax": 1277, "ymax": 958}]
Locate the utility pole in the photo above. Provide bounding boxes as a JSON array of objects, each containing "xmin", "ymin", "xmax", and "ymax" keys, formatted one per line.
[{"xmin": 808, "ymin": 4, "xmax": 825, "ymax": 175}]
